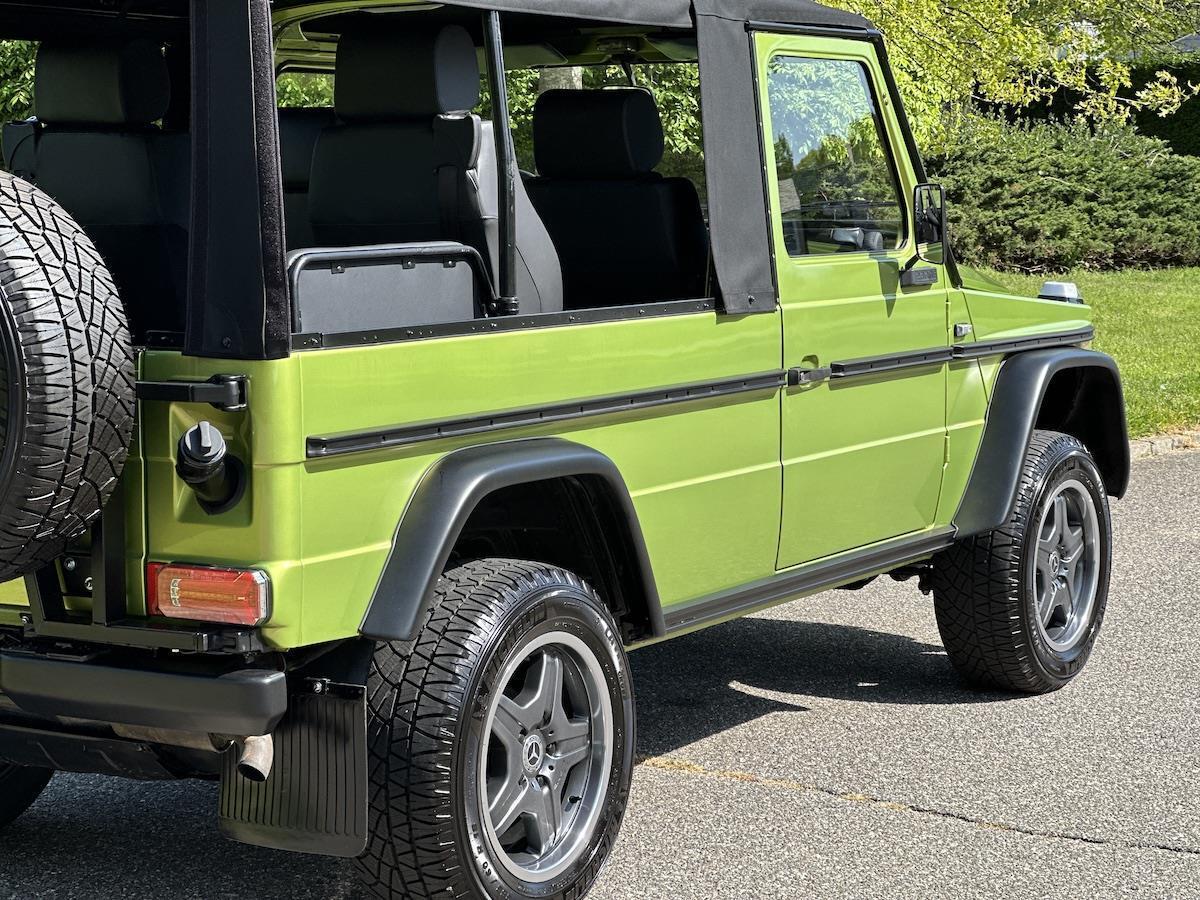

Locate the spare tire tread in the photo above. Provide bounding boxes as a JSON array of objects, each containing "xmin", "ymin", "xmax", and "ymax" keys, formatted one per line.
[{"xmin": 0, "ymin": 173, "xmax": 135, "ymax": 581}]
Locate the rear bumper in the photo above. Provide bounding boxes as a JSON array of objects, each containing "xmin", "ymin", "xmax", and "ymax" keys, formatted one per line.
[{"xmin": 0, "ymin": 650, "xmax": 287, "ymax": 736}]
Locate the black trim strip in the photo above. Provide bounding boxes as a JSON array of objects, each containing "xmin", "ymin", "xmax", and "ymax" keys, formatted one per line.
[
  {"xmin": 953, "ymin": 327, "xmax": 1095, "ymax": 361},
  {"xmin": 663, "ymin": 527, "xmax": 956, "ymax": 633},
  {"xmin": 307, "ymin": 371, "xmax": 787, "ymax": 460},
  {"xmin": 832, "ymin": 346, "xmax": 953, "ymax": 379},
  {"xmin": 747, "ymin": 21, "xmax": 880, "ymax": 39},
  {"xmin": 292, "ymin": 299, "xmax": 718, "ymax": 350},
  {"xmin": 789, "ymin": 327, "xmax": 1095, "ymax": 386}
]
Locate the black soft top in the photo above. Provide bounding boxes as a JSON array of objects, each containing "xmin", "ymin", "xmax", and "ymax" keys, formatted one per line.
[{"xmin": 390, "ymin": 0, "xmax": 872, "ymax": 30}]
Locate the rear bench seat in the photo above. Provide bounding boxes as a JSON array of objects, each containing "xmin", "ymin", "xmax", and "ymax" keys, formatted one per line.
[
  {"xmin": 279, "ymin": 106, "xmax": 336, "ymax": 250},
  {"xmin": 30, "ymin": 40, "xmax": 190, "ymax": 341}
]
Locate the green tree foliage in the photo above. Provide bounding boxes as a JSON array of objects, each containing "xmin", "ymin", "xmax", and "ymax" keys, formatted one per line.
[
  {"xmin": 821, "ymin": 0, "xmax": 1200, "ymax": 149},
  {"xmin": 926, "ymin": 117, "xmax": 1200, "ymax": 271},
  {"xmin": 0, "ymin": 41, "xmax": 36, "ymax": 122},
  {"xmin": 276, "ymin": 71, "xmax": 334, "ymax": 109},
  {"xmin": 767, "ymin": 56, "xmax": 900, "ymax": 221},
  {"xmin": 1130, "ymin": 59, "xmax": 1200, "ymax": 157},
  {"xmin": 504, "ymin": 63, "xmax": 704, "ymax": 188}
]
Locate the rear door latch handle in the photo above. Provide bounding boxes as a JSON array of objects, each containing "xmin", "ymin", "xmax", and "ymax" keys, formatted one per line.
[{"xmin": 136, "ymin": 375, "xmax": 247, "ymax": 412}]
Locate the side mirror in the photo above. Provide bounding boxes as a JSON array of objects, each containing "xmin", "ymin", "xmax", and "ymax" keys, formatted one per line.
[{"xmin": 913, "ymin": 183, "xmax": 947, "ymax": 266}]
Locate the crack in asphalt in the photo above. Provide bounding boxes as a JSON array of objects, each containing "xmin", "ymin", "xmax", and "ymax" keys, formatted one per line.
[{"xmin": 636, "ymin": 754, "xmax": 1200, "ymax": 858}]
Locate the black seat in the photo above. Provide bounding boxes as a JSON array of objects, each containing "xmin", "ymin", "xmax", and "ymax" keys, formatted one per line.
[
  {"xmin": 279, "ymin": 107, "xmax": 336, "ymax": 250},
  {"xmin": 308, "ymin": 26, "xmax": 562, "ymax": 315},
  {"xmin": 33, "ymin": 40, "xmax": 189, "ymax": 341},
  {"xmin": 526, "ymin": 89, "xmax": 709, "ymax": 309},
  {"xmin": 2, "ymin": 118, "xmax": 38, "ymax": 180}
]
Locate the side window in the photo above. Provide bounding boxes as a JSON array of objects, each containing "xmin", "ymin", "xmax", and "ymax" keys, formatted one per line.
[
  {"xmin": 766, "ymin": 56, "xmax": 905, "ymax": 257},
  {"xmin": 276, "ymin": 70, "xmax": 334, "ymax": 109}
]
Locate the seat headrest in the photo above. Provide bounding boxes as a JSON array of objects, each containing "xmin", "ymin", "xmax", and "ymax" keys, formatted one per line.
[
  {"xmin": 534, "ymin": 89, "xmax": 665, "ymax": 179},
  {"xmin": 335, "ymin": 26, "xmax": 481, "ymax": 122},
  {"xmin": 35, "ymin": 40, "xmax": 170, "ymax": 127}
]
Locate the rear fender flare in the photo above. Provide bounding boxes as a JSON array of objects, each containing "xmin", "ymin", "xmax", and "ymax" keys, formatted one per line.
[
  {"xmin": 359, "ymin": 438, "xmax": 662, "ymax": 642},
  {"xmin": 954, "ymin": 348, "xmax": 1130, "ymax": 538}
]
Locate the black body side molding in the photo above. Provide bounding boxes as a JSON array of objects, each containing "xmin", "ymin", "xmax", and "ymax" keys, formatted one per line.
[
  {"xmin": 359, "ymin": 438, "xmax": 662, "ymax": 642},
  {"xmin": 954, "ymin": 348, "xmax": 1130, "ymax": 538}
]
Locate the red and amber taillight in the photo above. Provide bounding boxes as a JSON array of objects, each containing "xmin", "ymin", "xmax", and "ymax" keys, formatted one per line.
[{"xmin": 146, "ymin": 563, "xmax": 271, "ymax": 627}]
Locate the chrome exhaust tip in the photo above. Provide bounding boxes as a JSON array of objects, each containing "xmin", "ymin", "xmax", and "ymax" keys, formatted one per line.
[{"xmin": 236, "ymin": 734, "xmax": 274, "ymax": 783}]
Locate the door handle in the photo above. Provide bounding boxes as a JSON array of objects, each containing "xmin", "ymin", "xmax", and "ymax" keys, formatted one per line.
[{"xmin": 787, "ymin": 366, "xmax": 832, "ymax": 387}]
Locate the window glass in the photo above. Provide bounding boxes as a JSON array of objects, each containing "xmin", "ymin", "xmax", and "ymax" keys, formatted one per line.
[
  {"xmin": 277, "ymin": 70, "xmax": 334, "ymax": 108},
  {"xmin": 0, "ymin": 40, "xmax": 38, "ymax": 124},
  {"xmin": 766, "ymin": 56, "xmax": 904, "ymax": 257},
  {"xmin": 501, "ymin": 62, "xmax": 706, "ymax": 206}
]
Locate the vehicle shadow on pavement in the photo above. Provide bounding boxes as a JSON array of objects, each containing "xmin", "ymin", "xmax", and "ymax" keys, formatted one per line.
[
  {"xmin": 0, "ymin": 618, "xmax": 1020, "ymax": 900},
  {"xmin": 631, "ymin": 616, "xmax": 1019, "ymax": 757},
  {"xmin": 0, "ymin": 776, "xmax": 362, "ymax": 899}
]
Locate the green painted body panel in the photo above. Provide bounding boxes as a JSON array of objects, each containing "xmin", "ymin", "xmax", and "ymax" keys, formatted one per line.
[
  {"xmin": 939, "ymin": 288, "xmax": 987, "ymax": 525},
  {"xmin": 0, "ymin": 33, "xmax": 1098, "ymax": 650},
  {"xmin": 938, "ymin": 275, "xmax": 1094, "ymax": 524},
  {"xmin": 124, "ymin": 312, "xmax": 781, "ymax": 648}
]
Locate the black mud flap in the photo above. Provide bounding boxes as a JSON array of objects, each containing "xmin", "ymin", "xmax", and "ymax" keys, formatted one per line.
[{"xmin": 218, "ymin": 682, "xmax": 368, "ymax": 858}]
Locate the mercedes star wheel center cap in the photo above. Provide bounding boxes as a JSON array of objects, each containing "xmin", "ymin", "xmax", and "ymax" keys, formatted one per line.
[{"xmin": 523, "ymin": 733, "xmax": 545, "ymax": 773}]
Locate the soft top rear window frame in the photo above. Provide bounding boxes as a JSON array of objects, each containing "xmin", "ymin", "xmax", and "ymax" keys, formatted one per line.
[{"xmin": 186, "ymin": 0, "xmax": 290, "ymax": 361}]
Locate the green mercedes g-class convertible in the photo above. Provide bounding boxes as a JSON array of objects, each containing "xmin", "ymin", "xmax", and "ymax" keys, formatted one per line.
[{"xmin": 0, "ymin": 0, "xmax": 1127, "ymax": 896}]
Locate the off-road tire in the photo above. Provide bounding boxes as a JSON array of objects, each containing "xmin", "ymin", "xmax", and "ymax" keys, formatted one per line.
[
  {"xmin": 932, "ymin": 430, "xmax": 1112, "ymax": 693},
  {"xmin": 0, "ymin": 172, "xmax": 135, "ymax": 580},
  {"xmin": 356, "ymin": 559, "xmax": 636, "ymax": 900},
  {"xmin": 0, "ymin": 764, "xmax": 52, "ymax": 830}
]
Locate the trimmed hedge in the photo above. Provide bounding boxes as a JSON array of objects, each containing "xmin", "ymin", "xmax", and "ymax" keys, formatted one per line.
[
  {"xmin": 1132, "ymin": 61, "xmax": 1200, "ymax": 158},
  {"xmin": 925, "ymin": 118, "xmax": 1200, "ymax": 273}
]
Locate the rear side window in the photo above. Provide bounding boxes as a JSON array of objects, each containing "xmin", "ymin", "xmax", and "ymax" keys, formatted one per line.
[
  {"xmin": 0, "ymin": 40, "xmax": 37, "ymax": 123},
  {"xmin": 766, "ymin": 56, "xmax": 905, "ymax": 257}
]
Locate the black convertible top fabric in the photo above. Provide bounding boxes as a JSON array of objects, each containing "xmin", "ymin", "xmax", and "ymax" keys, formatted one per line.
[{"xmin": 429, "ymin": 0, "xmax": 872, "ymax": 30}]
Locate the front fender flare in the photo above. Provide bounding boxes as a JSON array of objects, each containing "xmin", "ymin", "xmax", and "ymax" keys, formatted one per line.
[
  {"xmin": 954, "ymin": 348, "xmax": 1130, "ymax": 538},
  {"xmin": 359, "ymin": 438, "xmax": 661, "ymax": 643}
]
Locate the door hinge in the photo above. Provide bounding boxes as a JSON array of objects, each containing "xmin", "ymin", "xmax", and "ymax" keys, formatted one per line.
[
  {"xmin": 954, "ymin": 322, "xmax": 974, "ymax": 340},
  {"xmin": 900, "ymin": 267, "xmax": 939, "ymax": 288},
  {"xmin": 135, "ymin": 375, "xmax": 247, "ymax": 412}
]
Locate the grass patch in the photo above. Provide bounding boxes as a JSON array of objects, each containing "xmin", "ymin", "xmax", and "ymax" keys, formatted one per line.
[{"xmin": 984, "ymin": 268, "xmax": 1200, "ymax": 439}]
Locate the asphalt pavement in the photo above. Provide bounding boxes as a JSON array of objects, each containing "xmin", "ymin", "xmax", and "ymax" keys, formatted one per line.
[{"xmin": 1, "ymin": 450, "xmax": 1197, "ymax": 899}]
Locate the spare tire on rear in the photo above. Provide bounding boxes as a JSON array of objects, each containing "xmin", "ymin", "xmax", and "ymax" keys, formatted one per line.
[{"xmin": 0, "ymin": 172, "xmax": 135, "ymax": 582}]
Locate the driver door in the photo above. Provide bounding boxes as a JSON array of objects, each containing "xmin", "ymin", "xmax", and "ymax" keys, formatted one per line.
[{"xmin": 756, "ymin": 35, "xmax": 951, "ymax": 568}]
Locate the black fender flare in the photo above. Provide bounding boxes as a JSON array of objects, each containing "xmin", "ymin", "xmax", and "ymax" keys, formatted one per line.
[
  {"xmin": 953, "ymin": 347, "xmax": 1130, "ymax": 538},
  {"xmin": 359, "ymin": 438, "xmax": 662, "ymax": 642}
]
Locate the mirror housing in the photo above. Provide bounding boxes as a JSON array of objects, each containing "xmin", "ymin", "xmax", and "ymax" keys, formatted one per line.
[{"xmin": 913, "ymin": 183, "xmax": 947, "ymax": 266}]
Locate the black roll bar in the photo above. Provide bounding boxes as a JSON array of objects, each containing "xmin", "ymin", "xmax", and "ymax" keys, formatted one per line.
[{"xmin": 483, "ymin": 10, "xmax": 519, "ymax": 314}]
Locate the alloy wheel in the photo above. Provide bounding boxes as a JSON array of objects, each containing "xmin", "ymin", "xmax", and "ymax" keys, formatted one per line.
[
  {"xmin": 1031, "ymin": 478, "xmax": 1101, "ymax": 652},
  {"xmin": 478, "ymin": 630, "xmax": 614, "ymax": 884}
]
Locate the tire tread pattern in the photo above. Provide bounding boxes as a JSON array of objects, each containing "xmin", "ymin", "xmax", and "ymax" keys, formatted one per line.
[
  {"xmin": 0, "ymin": 172, "xmax": 135, "ymax": 580},
  {"xmin": 356, "ymin": 559, "xmax": 604, "ymax": 900},
  {"xmin": 0, "ymin": 764, "xmax": 52, "ymax": 831},
  {"xmin": 932, "ymin": 430, "xmax": 1099, "ymax": 693}
]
